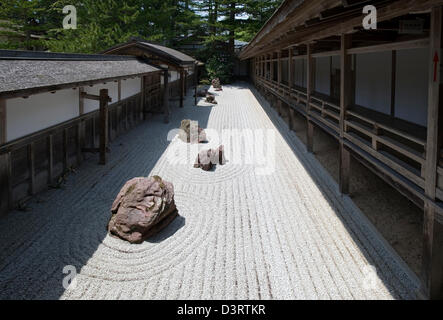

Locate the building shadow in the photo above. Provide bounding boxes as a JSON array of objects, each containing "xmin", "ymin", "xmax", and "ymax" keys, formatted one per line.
[{"xmin": 0, "ymin": 88, "xmax": 212, "ymax": 300}]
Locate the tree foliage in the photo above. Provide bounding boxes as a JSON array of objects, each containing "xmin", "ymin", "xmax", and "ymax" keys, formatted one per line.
[
  {"xmin": 0, "ymin": 0, "xmax": 282, "ymax": 82},
  {"xmin": 0, "ymin": 0, "xmax": 282, "ymax": 52}
]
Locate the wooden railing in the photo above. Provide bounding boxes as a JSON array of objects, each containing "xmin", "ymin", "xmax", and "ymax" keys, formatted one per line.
[
  {"xmin": 0, "ymin": 91, "xmax": 160, "ymax": 214},
  {"xmin": 254, "ymin": 74, "xmax": 437, "ymax": 203}
]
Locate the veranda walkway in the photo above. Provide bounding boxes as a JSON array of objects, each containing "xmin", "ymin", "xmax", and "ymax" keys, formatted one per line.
[{"xmin": 0, "ymin": 83, "xmax": 420, "ymax": 300}]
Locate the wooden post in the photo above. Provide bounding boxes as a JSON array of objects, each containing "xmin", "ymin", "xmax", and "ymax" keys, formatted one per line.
[
  {"xmin": 47, "ymin": 135, "xmax": 53, "ymax": 184},
  {"xmin": 99, "ymin": 89, "xmax": 109, "ymax": 165},
  {"xmin": 422, "ymin": 6, "xmax": 443, "ymax": 300},
  {"xmin": 339, "ymin": 33, "xmax": 353, "ymax": 195},
  {"xmin": 163, "ymin": 69, "xmax": 170, "ymax": 124},
  {"xmin": 277, "ymin": 50, "xmax": 282, "ymax": 90},
  {"xmin": 141, "ymin": 76, "xmax": 146, "ymax": 120},
  {"xmin": 288, "ymin": 48, "xmax": 293, "ymax": 90},
  {"xmin": 118, "ymin": 80, "xmax": 122, "ymax": 102},
  {"xmin": 184, "ymin": 70, "xmax": 188, "ymax": 96},
  {"xmin": 0, "ymin": 98, "xmax": 5, "ymax": 145},
  {"xmin": 180, "ymin": 68, "xmax": 185, "ymax": 108},
  {"xmin": 390, "ymin": 51, "xmax": 397, "ymax": 118},
  {"xmin": 263, "ymin": 55, "xmax": 265, "ymax": 78},
  {"xmin": 76, "ymin": 123, "xmax": 82, "ymax": 165},
  {"xmin": 62, "ymin": 128, "xmax": 68, "ymax": 171},
  {"xmin": 78, "ymin": 87, "xmax": 85, "ymax": 164},
  {"xmin": 0, "ymin": 98, "xmax": 9, "ymax": 215},
  {"xmin": 306, "ymin": 43, "xmax": 315, "ymax": 153},
  {"xmin": 194, "ymin": 63, "xmax": 198, "ymax": 106},
  {"xmin": 270, "ymin": 53, "xmax": 275, "ymax": 82},
  {"xmin": 28, "ymin": 143, "xmax": 35, "ymax": 195}
]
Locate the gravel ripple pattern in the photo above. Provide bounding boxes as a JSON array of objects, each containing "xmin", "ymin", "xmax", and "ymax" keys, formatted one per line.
[{"xmin": 0, "ymin": 83, "xmax": 420, "ymax": 300}]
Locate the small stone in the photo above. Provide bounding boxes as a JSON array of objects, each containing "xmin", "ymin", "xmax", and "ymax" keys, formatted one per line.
[
  {"xmin": 194, "ymin": 145, "xmax": 226, "ymax": 171},
  {"xmin": 179, "ymin": 119, "xmax": 207, "ymax": 143},
  {"xmin": 206, "ymin": 94, "xmax": 218, "ymax": 104},
  {"xmin": 212, "ymin": 78, "xmax": 222, "ymax": 89}
]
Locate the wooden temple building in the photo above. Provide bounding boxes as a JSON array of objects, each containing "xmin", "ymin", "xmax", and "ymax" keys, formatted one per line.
[
  {"xmin": 102, "ymin": 39, "xmax": 198, "ymax": 115},
  {"xmin": 240, "ymin": 0, "xmax": 443, "ymax": 299},
  {"xmin": 0, "ymin": 44, "xmax": 197, "ymax": 220}
]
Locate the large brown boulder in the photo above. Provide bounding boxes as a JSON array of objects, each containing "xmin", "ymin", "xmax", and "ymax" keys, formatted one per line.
[
  {"xmin": 194, "ymin": 145, "xmax": 226, "ymax": 171},
  {"xmin": 179, "ymin": 119, "xmax": 207, "ymax": 143},
  {"xmin": 108, "ymin": 176, "xmax": 178, "ymax": 244}
]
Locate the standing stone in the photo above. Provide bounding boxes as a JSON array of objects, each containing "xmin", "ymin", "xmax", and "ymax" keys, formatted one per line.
[
  {"xmin": 206, "ymin": 94, "xmax": 218, "ymax": 104},
  {"xmin": 194, "ymin": 145, "xmax": 226, "ymax": 171},
  {"xmin": 108, "ymin": 176, "xmax": 178, "ymax": 244},
  {"xmin": 179, "ymin": 119, "xmax": 207, "ymax": 143}
]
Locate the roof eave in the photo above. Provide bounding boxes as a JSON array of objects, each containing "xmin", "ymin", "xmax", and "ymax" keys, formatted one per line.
[{"xmin": 0, "ymin": 70, "xmax": 161, "ymax": 100}]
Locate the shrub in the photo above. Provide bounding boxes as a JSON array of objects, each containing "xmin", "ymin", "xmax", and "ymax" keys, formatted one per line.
[{"xmin": 206, "ymin": 54, "xmax": 235, "ymax": 84}]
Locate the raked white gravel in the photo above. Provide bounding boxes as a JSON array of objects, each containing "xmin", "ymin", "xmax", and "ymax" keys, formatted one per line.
[{"xmin": 0, "ymin": 83, "xmax": 420, "ymax": 300}]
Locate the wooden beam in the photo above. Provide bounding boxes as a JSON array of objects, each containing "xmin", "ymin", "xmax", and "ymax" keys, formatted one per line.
[
  {"xmin": 312, "ymin": 50, "xmax": 341, "ymax": 58},
  {"xmin": 47, "ymin": 135, "xmax": 53, "ymax": 184},
  {"xmin": 348, "ymin": 38, "xmax": 429, "ymax": 55},
  {"xmin": 306, "ymin": 43, "xmax": 315, "ymax": 153},
  {"xmin": 180, "ymin": 68, "xmax": 185, "ymax": 108},
  {"xmin": 118, "ymin": 80, "xmax": 122, "ymax": 102},
  {"xmin": 340, "ymin": 33, "xmax": 353, "ymax": 195},
  {"xmin": 391, "ymin": 51, "xmax": 397, "ymax": 118},
  {"xmin": 278, "ymin": 50, "xmax": 282, "ymax": 90},
  {"xmin": 141, "ymin": 76, "xmax": 145, "ymax": 120},
  {"xmin": 288, "ymin": 48, "xmax": 294, "ymax": 89},
  {"xmin": 80, "ymin": 92, "xmax": 111, "ymax": 102},
  {"xmin": 28, "ymin": 143, "xmax": 35, "ymax": 195},
  {"xmin": 240, "ymin": 0, "xmax": 442, "ymax": 59},
  {"xmin": 62, "ymin": 128, "xmax": 68, "ymax": 171},
  {"xmin": 0, "ymin": 98, "xmax": 6, "ymax": 145},
  {"xmin": 0, "ymin": 150, "xmax": 12, "ymax": 215},
  {"xmin": 270, "ymin": 53, "xmax": 275, "ymax": 82},
  {"xmin": 99, "ymin": 89, "xmax": 109, "ymax": 165},
  {"xmin": 184, "ymin": 70, "xmax": 188, "ymax": 96},
  {"xmin": 194, "ymin": 63, "xmax": 198, "ymax": 106},
  {"xmin": 79, "ymin": 87, "xmax": 85, "ymax": 115},
  {"xmin": 422, "ymin": 5, "xmax": 443, "ymax": 300},
  {"xmin": 78, "ymin": 87, "xmax": 86, "ymax": 162},
  {"xmin": 163, "ymin": 69, "xmax": 170, "ymax": 124}
]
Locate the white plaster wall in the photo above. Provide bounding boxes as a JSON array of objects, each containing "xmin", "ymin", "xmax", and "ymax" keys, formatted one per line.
[
  {"xmin": 169, "ymin": 71, "xmax": 179, "ymax": 82},
  {"xmin": 293, "ymin": 58, "xmax": 307, "ymax": 88},
  {"xmin": 121, "ymin": 77, "xmax": 141, "ymax": 100},
  {"xmin": 395, "ymin": 48, "xmax": 429, "ymax": 126},
  {"xmin": 315, "ymin": 57, "xmax": 331, "ymax": 95},
  {"xmin": 281, "ymin": 60, "xmax": 289, "ymax": 83},
  {"xmin": 355, "ymin": 51, "xmax": 392, "ymax": 114},
  {"xmin": 6, "ymin": 89, "xmax": 79, "ymax": 142},
  {"xmin": 83, "ymin": 81, "xmax": 119, "ymax": 113}
]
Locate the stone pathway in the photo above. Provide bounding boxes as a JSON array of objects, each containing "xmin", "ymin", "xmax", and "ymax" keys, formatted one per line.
[{"xmin": 0, "ymin": 83, "xmax": 420, "ymax": 299}]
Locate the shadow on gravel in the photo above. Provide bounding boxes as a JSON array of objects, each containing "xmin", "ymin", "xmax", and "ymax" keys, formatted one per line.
[
  {"xmin": 148, "ymin": 215, "xmax": 186, "ymax": 243},
  {"xmin": 0, "ymin": 89, "xmax": 211, "ymax": 300}
]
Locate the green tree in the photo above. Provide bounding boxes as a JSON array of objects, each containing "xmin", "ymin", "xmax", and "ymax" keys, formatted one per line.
[
  {"xmin": 0, "ymin": 0, "xmax": 59, "ymax": 50},
  {"xmin": 44, "ymin": 0, "xmax": 141, "ymax": 53}
]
